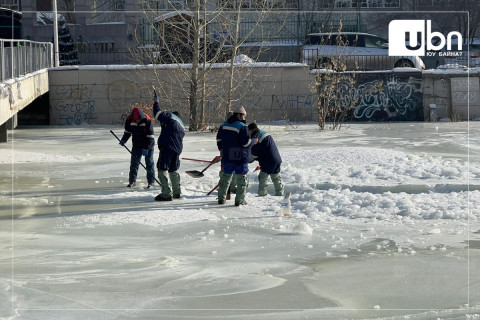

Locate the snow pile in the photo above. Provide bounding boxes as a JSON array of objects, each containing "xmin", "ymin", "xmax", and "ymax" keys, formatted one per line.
[
  {"xmin": 294, "ymin": 188, "xmax": 478, "ymax": 220},
  {"xmin": 227, "ymin": 54, "xmax": 255, "ymax": 63},
  {"xmin": 291, "ymin": 222, "xmax": 313, "ymax": 235},
  {"xmin": 280, "ymin": 148, "xmax": 476, "ymax": 187}
]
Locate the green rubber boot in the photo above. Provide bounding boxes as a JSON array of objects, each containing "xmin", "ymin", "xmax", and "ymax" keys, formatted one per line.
[
  {"xmin": 258, "ymin": 171, "xmax": 269, "ymax": 196},
  {"xmin": 230, "ymin": 174, "xmax": 238, "ymax": 194},
  {"xmin": 271, "ymin": 173, "xmax": 284, "ymax": 196},
  {"xmin": 234, "ymin": 174, "xmax": 248, "ymax": 205},
  {"xmin": 169, "ymin": 171, "xmax": 181, "ymax": 198},
  {"xmin": 158, "ymin": 170, "xmax": 172, "ymax": 197},
  {"xmin": 217, "ymin": 172, "xmax": 233, "ymax": 204}
]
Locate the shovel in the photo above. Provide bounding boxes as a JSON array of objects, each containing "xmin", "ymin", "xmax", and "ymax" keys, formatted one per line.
[
  {"xmin": 182, "ymin": 157, "xmax": 213, "ymax": 163},
  {"xmin": 186, "ymin": 155, "xmax": 222, "ymax": 178}
]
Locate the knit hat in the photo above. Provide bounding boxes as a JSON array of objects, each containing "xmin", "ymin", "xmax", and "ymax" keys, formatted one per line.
[
  {"xmin": 248, "ymin": 123, "xmax": 259, "ymax": 136},
  {"xmin": 131, "ymin": 106, "xmax": 148, "ymax": 122},
  {"xmin": 132, "ymin": 107, "xmax": 140, "ymax": 122},
  {"xmin": 232, "ymin": 106, "xmax": 247, "ymax": 115}
]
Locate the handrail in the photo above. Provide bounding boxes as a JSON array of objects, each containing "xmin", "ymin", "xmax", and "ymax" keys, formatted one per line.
[{"xmin": 0, "ymin": 39, "xmax": 54, "ymax": 82}]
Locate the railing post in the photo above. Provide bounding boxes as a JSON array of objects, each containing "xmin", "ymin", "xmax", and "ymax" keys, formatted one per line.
[
  {"xmin": 10, "ymin": 40, "xmax": 13, "ymax": 79},
  {"xmin": 1, "ymin": 39, "xmax": 4, "ymax": 82}
]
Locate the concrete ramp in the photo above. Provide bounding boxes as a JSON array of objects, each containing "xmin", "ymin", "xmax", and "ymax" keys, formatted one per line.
[{"xmin": 0, "ymin": 69, "xmax": 50, "ymax": 141}]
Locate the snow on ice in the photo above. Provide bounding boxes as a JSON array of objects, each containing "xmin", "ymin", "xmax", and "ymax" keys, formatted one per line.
[{"xmin": 0, "ymin": 122, "xmax": 479, "ymax": 319}]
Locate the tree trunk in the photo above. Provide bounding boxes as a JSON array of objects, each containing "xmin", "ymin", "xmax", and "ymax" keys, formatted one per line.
[
  {"xmin": 225, "ymin": 5, "xmax": 242, "ymax": 118},
  {"xmin": 190, "ymin": 0, "xmax": 201, "ymax": 131}
]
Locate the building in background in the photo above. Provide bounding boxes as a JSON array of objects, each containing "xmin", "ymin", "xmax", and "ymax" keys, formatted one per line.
[
  {"xmin": 12, "ymin": 0, "xmax": 480, "ymax": 66},
  {"xmin": 21, "ymin": 0, "xmax": 137, "ymax": 65}
]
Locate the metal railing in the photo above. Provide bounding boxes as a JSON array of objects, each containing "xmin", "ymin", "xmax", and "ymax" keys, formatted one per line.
[
  {"xmin": 300, "ymin": 48, "xmax": 424, "ymax": 71},
  {"xmin": 0, "ymin": 39, "xmax": 53, "ymax": 82}
]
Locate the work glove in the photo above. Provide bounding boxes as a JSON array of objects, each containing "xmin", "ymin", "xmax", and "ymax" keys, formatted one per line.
[
  {"xmin": 142, "ymin": 149, "xmax": 148, "ymax": 157},
  {"xmin": 119, "ymin": 140, "xmax": 125, "ymax": 146}
]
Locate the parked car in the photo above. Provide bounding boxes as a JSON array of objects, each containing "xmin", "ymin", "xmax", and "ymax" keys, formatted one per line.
[
  {"xmin": 300, "ymin": 32, "xmax": 425, "ymax": 71},
  {"xmin": 442, "ymin": 50, "xmax": 480, "ymax": 67},
  {"xmin": 438, "ymin": 38, "xmax": 480, "ymax": 68}
]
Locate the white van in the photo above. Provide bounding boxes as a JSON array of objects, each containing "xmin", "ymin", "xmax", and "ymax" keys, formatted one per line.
[{"xmin": 300, "ymin": 32, "xmax": 425, "ymax": 71}]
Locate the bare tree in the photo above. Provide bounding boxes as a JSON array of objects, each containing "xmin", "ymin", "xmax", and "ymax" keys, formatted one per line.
[
  {"xmin": 130, "ymin": 0, "xmax": 285, "ymax": 130},
  {"xmin": 90, "ymin": 0, "xmax": 125, "ymax": 23},
  {"xmin": 311, "ymin": 30, "xmax": 359, "ymax": 130},
  {"xmin": 57, "ymin": 0, "xmax": 76, "ymax": 23}
]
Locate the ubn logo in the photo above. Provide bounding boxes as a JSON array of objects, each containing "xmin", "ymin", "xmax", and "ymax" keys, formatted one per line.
[{"xmin": 388, "ymin": 20, "xmax": 462, "ymax": 56}]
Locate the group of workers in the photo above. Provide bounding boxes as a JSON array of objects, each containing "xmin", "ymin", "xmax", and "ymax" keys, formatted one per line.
[{"xmin": 119, "ymin": 95, "xmax": 283, "ymax": 206}]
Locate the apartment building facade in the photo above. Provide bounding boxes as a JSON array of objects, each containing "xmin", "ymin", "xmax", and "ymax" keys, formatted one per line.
[{"xmin": 12, "ymin": 0, "xmax": 479, "ymax": 65}]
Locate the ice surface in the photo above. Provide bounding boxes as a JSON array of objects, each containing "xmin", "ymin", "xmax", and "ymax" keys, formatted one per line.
[{"xmin": 0, "ymin": 123, "xmax": 479, "ymax": 319}]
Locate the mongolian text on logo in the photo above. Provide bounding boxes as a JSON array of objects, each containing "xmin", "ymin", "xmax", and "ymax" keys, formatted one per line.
[{"xmin": 388, "ymin": 20, "xmax": 462, "ymax": 56}]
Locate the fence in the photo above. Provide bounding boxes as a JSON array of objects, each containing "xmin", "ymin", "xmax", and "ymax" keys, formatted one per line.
[
  {"xmin": 75, "ymin": 48, "xmax": 421, "ymax": 71},
  {"xmin": 0, "ymin": 39, "xmax": 53, "ymax": 82},
  {"xmin": 300, "ymin": 48, "xmax": 424, "ymax": 70}
]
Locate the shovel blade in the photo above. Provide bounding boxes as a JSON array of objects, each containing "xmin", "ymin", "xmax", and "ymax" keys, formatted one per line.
[{"xmin": 186, "ymin": 170, "xmax": 204, "ymax": 178}]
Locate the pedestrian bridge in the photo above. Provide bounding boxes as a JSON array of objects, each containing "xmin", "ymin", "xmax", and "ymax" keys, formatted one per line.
[{"xmin": 0, "ymin": 40, "xmax": 53, "ymax": 142}]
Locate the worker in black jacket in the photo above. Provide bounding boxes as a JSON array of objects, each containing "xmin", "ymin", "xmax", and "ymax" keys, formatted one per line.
[
  {"xmin": 120, "ymin": 107, "xmax": 155, "ymax": 188},
  {"xmin": 153, "ymin": 95, "xmax": 185, "ymax": 201},
  {"xmin": 248, "ymin": 123, "xmax": 284, "ymax": 196}
]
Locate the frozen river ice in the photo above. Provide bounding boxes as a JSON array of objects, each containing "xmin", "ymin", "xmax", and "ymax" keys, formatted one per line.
[{"xmin": 1, "ymin": 122, "xmax": 480, "ymax": 319}]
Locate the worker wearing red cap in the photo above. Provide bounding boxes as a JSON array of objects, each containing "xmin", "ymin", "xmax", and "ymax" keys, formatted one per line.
[{"xmin": 120, "ymin": 106, "xmax": 155, "ymax": 188}]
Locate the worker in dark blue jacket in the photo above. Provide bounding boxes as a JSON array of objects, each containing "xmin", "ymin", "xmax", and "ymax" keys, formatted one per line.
[
  {"xmin": 248, "ymin": 123, "xmax": 284, "ymax": 196},
  {"xmin": 120, "ymin": 106, "xmax": 155, "ymax": 188},
  {"xmin": 216, "ymin": 106, "xmax": 252, "ymax": 206},
  {"xmin": 153, "ymin": 95, "xmax": 185, "ymax": 201}
]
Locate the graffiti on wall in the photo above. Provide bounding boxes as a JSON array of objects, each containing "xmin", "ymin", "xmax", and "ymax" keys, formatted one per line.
[
  {"xmin": 54, "ymin": 84, "xmax": 97, "ymax": 125},
  {"xmin": 353, "ymin": 74, "xmax": 423, "ymax": 121},
  {"xmin": 107, "ymin": 80, "xmax": 141, "ymax": 111},
  {"xmin": 271, "ymin": 94, "xmax": 314, "ymax": 109}
]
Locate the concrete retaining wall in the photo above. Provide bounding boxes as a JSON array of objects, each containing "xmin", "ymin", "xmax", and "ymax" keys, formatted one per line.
[
  {"xmin": 48, "ymin": 64, "xmax": 314, "ymax": 126},
  {"xmin": 47, "ymin": 65, "xmax": 479, "ymax": 126},
  {"xmin": 422, "ymin": 70, "xmax": 480, "ymax": 121}
]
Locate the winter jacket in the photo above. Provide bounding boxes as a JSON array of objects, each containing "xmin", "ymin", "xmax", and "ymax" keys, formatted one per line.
[
  {"xmin": 216, "ymin": 115, "xmax": 252, "ymax": 165},
  {"xmin": 251, "ymin": 129, "xmax": 282, "ymax": 174},
  {"xmin": 121, "ymin": 107, "xmax": 155, "ymax": 150},
  {"xmin": 153, "ymin": 101, "xmax": 185, "ymax": 154}
]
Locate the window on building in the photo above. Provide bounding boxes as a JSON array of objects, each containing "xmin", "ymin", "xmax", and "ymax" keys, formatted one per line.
[
  {"xmin": 115, "ymin": 0, "xmax": 125, "ymax": 10},
  {"xmin": 219, "ymin": 0, "xmax": 297, "ymax": 9},
  {"xmin": 384, "ymin": 0, "xmax": 399, "ymax": 7},
  {"xmin": 1, "ymin": 0, "xmax": 19, "ymax": 9},
  {"xmin": 334, "ymin": 0, "xmax": 352, "ymax": 8},
  {"xmin": 37, "ymin": 0, "xmax": 52, "ymax": 11},
  {"xmin": 417, "ymin": 0, "xmax": 458, "ymax": 7}
]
